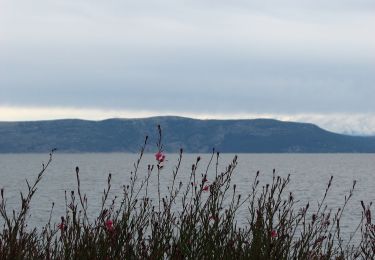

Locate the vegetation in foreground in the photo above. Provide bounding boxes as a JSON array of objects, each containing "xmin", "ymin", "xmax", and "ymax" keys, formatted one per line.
[{"xmin": 1, "ymin": 126, "xmax": 374, "ymax": 259}]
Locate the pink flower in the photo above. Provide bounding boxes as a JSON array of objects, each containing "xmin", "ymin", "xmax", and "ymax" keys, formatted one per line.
[
  {"xmin": 105, "ymin": 219, "xmax": 113, "ymax": 231},
  {"xmin": 202, "ymin": 185, "xmax": 209, "ymax": 192},
  {"xmin": 155, "ymin": 152, "xmax": 166, "ymax": 163},
  {"xmin": 57, "ymin": 223, "xmax": 65, "ymax": 231},
  {"xmin": 271, "ymin": 229, "xmax": 277, "ymax": 238}
]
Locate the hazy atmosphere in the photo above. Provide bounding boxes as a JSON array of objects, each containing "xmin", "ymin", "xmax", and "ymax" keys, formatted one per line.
[{"xmin": 1, "ymin": 0, "xmax": 374, "ymax": 135}]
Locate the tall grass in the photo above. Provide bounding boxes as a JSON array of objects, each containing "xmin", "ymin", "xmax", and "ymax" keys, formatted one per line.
[{"xmin": 0, "ymin": 126, "xmax": 374, "ymax": 259}]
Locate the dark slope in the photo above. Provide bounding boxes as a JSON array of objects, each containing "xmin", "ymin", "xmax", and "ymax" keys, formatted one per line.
[{"xmin": 0, "ymin": 117, "xmax": 374, "ymax": 153}]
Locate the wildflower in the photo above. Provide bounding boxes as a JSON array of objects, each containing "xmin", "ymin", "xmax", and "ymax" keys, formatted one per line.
[
  {"xmin": 271, "ymin": 229, "xmax": 277, "ymax": 238},
  {"xmin": 58, "ymin": 216, "xmax": 66, "ymax": 231},
  {"xmin": 155, "ymin": 151, "xmax": 166, "ymax": 163},
  {"xmin": 202, "ymin": 185, "xmax": 209, "ymax": 192},
  {"xmin": 57, "ymin": 223, "xmax": 65, "ymax": 231},
  {"xmin": 105, "ymin": 219, "xmax": 114, "ymax": 231}
]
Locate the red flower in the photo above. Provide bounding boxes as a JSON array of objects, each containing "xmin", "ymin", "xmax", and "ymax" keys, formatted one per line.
[
  {"xmin": 155, "ymin": 152, "xmax": 166, "ymax": 163},
  {"xmin": 57, "ymin": 223, "xmax": 65, "ymax": 231},
  {"xmin": 202, "ymin": 185, "xmax": 209, "ymax": 192},
  {"xmin": 271, "ymin": 229, "xmax": 277, "ymax": 238},
  {"xmin": 203, "ymin": 176, "xmax": 208, "ymax": 183},
  {"xmin": 105, "ymin": 219, "xmax": 114, "ymax": 231}
]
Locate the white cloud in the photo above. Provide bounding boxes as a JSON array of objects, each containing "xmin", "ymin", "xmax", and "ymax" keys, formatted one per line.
[{"xmin": 0, "ymin": 0, "xmax": 374, "ymax": 61}]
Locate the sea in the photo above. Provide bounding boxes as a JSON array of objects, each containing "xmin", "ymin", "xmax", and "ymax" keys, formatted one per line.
[{"xmin": 0, "ymin": 153, "xmax": 374, "ymax": 241}]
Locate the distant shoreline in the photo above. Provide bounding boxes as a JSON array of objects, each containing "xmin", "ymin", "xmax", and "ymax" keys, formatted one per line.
[{"xmin": 0, "ymin": 117, "xmax": 374, "ymax": 153}]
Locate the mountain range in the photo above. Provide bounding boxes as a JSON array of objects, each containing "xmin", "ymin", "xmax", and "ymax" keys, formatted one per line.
[{"xmin": 0, "ymin": 117, "xmax": 374, "ymax": 153}]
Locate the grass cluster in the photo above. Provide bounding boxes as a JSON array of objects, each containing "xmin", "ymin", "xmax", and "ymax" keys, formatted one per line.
[{"xmin": 1, "ymin": 126, "xmax": 374, "ymax": 259}]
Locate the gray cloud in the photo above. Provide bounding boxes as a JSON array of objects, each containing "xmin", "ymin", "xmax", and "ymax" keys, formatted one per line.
[
  {"xmin": 0, "ymin": 0, "xmax": 374, "ymax": 133},
  {"xmin": 1, "ymin": 47, "xmax": 373, "ymax": 113}
]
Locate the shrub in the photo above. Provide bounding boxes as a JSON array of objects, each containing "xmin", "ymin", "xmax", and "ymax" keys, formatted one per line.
[{"xmin": 0, "ymin": 126, "xmax": 374, "ymax": 259}]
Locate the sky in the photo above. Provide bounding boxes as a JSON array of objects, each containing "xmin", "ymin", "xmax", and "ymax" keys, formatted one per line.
[{"xmin": 0, "ymin": 0, "xmax": 374, "ymax": 135}]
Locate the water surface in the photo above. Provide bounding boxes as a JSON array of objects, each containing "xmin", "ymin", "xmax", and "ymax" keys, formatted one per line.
[{"xmin": 0, "ymin": 153, "xmax": 374, "ymax": 239}]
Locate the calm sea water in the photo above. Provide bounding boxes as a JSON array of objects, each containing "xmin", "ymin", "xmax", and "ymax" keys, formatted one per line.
[{"xmin": 0, "ymin": 153, "xmax": 374, "ymax": 239}]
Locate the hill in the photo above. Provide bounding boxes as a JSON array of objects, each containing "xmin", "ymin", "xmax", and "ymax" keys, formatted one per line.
[{"xmin": 0, "ymin": 117, "xmax": 374, "ymax": 153}]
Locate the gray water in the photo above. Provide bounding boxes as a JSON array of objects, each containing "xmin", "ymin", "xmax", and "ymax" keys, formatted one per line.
[{"xmin": 0, "ymin": 153, "xmax": 374, "ymax": 240}]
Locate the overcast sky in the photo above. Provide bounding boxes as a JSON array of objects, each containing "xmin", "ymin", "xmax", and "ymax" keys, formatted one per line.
[{"xmin": 0, "ymin": 0, "xmax": 374, "ymax": 135}]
